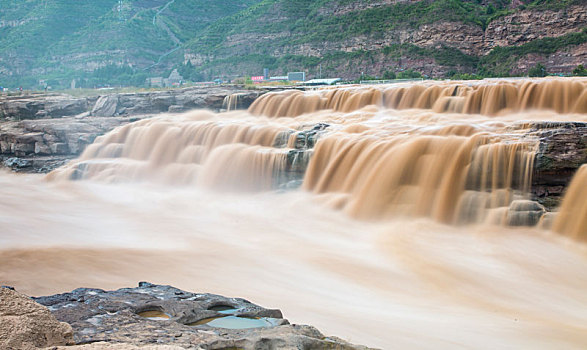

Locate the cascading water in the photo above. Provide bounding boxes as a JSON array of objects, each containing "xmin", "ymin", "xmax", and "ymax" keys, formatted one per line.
[
  {"xmin": 47, "ymin": 78, "xmax": 586, "ymax": 232},
  {"xmin": 249, "ymin": 78, "xmax": 587, "ymax": 117},
  {"xmin": 553, "ymin": 165, "xmax": 587, "ymax": 240},
  {"xmin": 3, "ymin": 78, "xmax": 587, "ymax": 349},
  {"xmin": 47, "ymin": 111, "xmax": 292, "ymax": 189}
]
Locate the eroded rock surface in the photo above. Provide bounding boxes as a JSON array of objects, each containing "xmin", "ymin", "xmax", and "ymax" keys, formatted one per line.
[
  {"xmin": 0, "ymin": 87, "xmax": 264, "ymax": 121},
  {"xmin": 0, "ymin": 94, "xmax": 89, "ymax": 120},
  {"xmin": 90, "ymin": 88, "xmax": 262, "ymax": 117},
  {"xmin": 34, "ymin": 282, "xmax": 372, "ymax": 350},
  {"xmin": 0, "ymin": 87, "xmax": 265, "ymax": 172},
  {"xmin": 0, "ymin": 286, "xmax": 73, "ymax": 349},
  {"xmin": 0, "ymin": 115, "xmax": 147, "ymax": 173}
]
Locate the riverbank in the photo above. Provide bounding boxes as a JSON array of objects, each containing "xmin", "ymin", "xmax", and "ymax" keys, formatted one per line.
[{"xmin": 1, "ymin": 283, "xmax": 372, "ymax": 349}]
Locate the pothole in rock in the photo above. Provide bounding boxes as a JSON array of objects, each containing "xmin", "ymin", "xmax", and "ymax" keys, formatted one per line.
[
  {"xmin": 137, "ymin": 310, "xmax": 171, "ymax": 320},
  {"xmin": 188, "ymin": 315, "xmax": 280, "ymax": 329},
  {"xmin": 208, "ymin": 304, "xmax": 239, "ymax": 314}
]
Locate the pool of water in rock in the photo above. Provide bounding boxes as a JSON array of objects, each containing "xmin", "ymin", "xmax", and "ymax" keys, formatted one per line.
[
  {"xmin": 208, "ymin": 305, "xmax": 239, "ymax": 314},
  {"xmin": 189, "ymin": 315, "xmax": 279, "ymax": 329},
  {"xmin": 138, "ymin": 310, "xmax": 171, "ymax": 320}
]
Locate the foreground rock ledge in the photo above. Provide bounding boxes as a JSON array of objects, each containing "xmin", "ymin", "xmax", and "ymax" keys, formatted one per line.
[
  {"xmin": 0, "ymin": 287, "xmax": 73, "ymax": 349},
  {"xmin": 1, "ymin": 283, "xmax": 373, "ymax": 350}
]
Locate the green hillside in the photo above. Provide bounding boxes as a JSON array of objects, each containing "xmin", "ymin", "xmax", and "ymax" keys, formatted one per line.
[
  {"xmin": 0, "ymin": 0, "xmax": 260, "ymax": 88},
  {"xmin": 0, "ymin": 0, "xmax": 585, "ymax": 89},
  {"xmin": 181, "ymin": 0, "xmax": 586, "ymax": 79}
]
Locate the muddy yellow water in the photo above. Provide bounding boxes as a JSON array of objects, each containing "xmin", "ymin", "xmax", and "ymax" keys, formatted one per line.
[
  {"xmin": 137, "ymin": 310, "xmax": 170, "ymax": 320},
  {"xmin": 1, "ymin": 78, "xmax": 586, "ymax": 349}
]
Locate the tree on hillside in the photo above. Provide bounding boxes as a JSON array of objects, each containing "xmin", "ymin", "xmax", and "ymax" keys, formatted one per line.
[
  {"xmin": 383, "ymin": 70, "xmax": 396, "ymax": 80},
  {"xmin": 397, "ymin": 69, "xmax": 422, "ymax": 79},
  {"xmin": 528, "ymin": 63, "xmax": 547, "ymax": 77},
  {"xmin": 572, "ymin": 64, "xmax": 587, "ymax": 76}
]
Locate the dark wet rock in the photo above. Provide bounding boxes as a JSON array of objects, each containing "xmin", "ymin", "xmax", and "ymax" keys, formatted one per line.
[
  {"xmin": 530, "ymin": 122, "xmax": 587, "ymax": 209},
  {"xmin": 34, "ymin": 283, "xmax": 372, "ymax": 350},
  {"xmin": 275, "ymin": 123, "xmax": 330, "ymax": 188},
  {"xmin": 506, "ymin": 200, "xmax": 547, "ymax": 226},
  {"xmin": 3, "ymin": 157, "xmax": 32, "ymax": 169}
]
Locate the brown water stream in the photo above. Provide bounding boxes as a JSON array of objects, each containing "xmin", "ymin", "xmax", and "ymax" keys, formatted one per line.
[{"xmin": 1, "ymin": 78, "xmax": 586, "ymax": 348}]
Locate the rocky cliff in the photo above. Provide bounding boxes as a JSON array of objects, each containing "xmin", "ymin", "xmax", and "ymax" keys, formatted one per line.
[
  {"xmin": 0, "ymin": 87, "xmax": 264, "ymax": 172},
  {"xmin": 185, "ymin": 2, "xmax": 587, "ymax": 79}
]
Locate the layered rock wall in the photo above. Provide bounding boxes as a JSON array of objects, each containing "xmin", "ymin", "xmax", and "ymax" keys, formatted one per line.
[{"xmin": 0, "ymin": 87, "xmax": 265, "ymax": 172}]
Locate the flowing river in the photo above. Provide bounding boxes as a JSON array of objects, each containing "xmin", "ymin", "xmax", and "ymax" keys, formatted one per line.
[{"xmin": 1, "ymin": 78, "xmax": 586, "ymax": 349}]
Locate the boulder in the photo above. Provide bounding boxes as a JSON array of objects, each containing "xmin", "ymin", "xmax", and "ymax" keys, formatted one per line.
[
  {"xmin": 34, "ymin": 141, "xmax": 51, "ymax": 155},
  {"xmin": 3, "ymin": 157, "xmax": 32, "ymax": 168},
  {"xmin": 44, "ymin": 98, "xmax": 89, "ymax": 118},
  {"xmin": 92, "ymin": 95, "xmax": 120, "ymax": 117},
  {"xmin": 168, "ymin": 105, "xmax": 185, "ymax": 113},
  {"xmin": 0, "ymin": 287, "xmax": 74, "ymax": 349},
  {"xmin": 0, "ymin": 95, "xmax": 88, "ymax": 120}
]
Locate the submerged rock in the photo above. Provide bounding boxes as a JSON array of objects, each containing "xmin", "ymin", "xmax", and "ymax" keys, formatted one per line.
[
  {"xmin": 33, "ymin": 283, "xmax": 373, "ymax": 350},
  {"xmin": 0, "ymin": 286, "xmax": 74, "ymax": 349}
]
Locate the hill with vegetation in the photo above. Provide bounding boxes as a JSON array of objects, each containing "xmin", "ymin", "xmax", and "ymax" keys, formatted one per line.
[
  {"xmin": 0, "ymin": 0, "xmax": 260, "ymax": 88},
  {"xmin": 0, "ymin": 0, "xmax": 585, "ymax": 88}
]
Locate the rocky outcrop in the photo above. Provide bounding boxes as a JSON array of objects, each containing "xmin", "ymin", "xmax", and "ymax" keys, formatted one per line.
[
  {"xmin": 0, "ymin": 115, "xmax": 147, "ymax": 172},
  {"xmin": 0, "ymin": 87, "xmax": 267, "ymax": 172},
  {"xmin": 531, "ymin": 122, "xmax": 587, "ymax": 209},
  {"xmin": 512, "ymin": 43, "xmax": 587, "ymax": 75},
  {"xmin": 90, "ymin": 88, "xmax": 262, "ymax": 117},
  {"xmin": 0, "ymin": 94, "xmax": 89, "ymax": 120},
  {"xmin": 317, "ymin": 0, "xmax": 418, "ymax": 16},
  {"xmin": 0, "ymin": 286, "xmax": 74, "ymax": 349},
  {"xmin": 91, "ymin": 95, "xmax": 119, "ymax": 117},
  {"xmin": 1, "ymin": 87, "xmax": 265, "ymax": 121},
  {"xmin": 484, "ymin": 5, "xmax": 587, "ymax": 51},
  {"xmin": 54, "ymin": 344, "xmax": 187, "ymax": 350},
  {"xmin": 32, "ymin": 282, "xmax": 372, "ymax": 350}
]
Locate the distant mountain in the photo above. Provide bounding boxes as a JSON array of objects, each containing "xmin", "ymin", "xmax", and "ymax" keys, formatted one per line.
[
  {"xmin": 183, "ymin": 0, "xmax": 586, "ymax": 80},
  {"xmin": 0, "ymin": 0, "xmax": 261, "ymax": 88},
  {"xmin": 0, "ymin": 0, "xmax": 585, "ymax": 88}
]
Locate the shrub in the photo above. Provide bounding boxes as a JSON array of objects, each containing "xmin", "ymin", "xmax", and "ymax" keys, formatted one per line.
[
  {"xmin": 397, "ymin": 69, "xmax": 422, "ymax": 79},
  {"xmin": 383, "ymin": 70, "xmax": 396, "ymax": 79},
  {"xmin": 528, "ymin": 63, "xmax": 547, "ymax": 77},
  {"xmin": 572, "ymin": 64, "xmax": 587, "ymax": 76}
]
